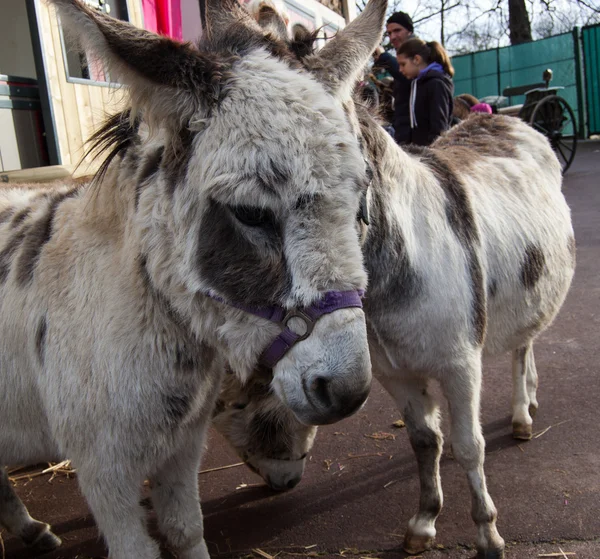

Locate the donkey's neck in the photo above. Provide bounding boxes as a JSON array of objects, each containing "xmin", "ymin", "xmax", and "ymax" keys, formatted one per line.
[{"xmin": 358, "ymin": 110, "xmax": 426, "ymax": 306}]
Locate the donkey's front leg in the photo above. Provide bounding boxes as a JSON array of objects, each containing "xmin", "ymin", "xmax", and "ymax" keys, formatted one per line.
[
  {"xmin": 378, "ymin": 375, "xmax": 443, "ymax": 555},
  {"xmin": 0, "ymin": 466, "xmax": 62, "ymax": 551},
  {"xmin": 150, "ymin": 423, "xmax": 210, "ymax": 559},
  {"xmin": 441, "ymin": 362, "xmax": 505, "ymax": 559},
  {"xmin": 76, "ymin": 462, "xmax": 162, "ymax": 559}
]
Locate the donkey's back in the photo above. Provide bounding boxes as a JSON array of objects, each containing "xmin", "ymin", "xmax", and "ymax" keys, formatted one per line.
[
  {"xmin": 0, "ymin": 180, "xmax": 87, "ymax": 548},
  {"xmin": 432, "ymin": 114, "xmax": 574, "ymax": 356}
]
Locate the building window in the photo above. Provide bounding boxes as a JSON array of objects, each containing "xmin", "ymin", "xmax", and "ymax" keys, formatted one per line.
[
  {"xmin": 284, "ymin": 0, "xmax": 316, "ymax": 31},
  {"xmin": 60, "ymin": 0, "xmax": 129, "ymax": 83},
  {"xmin": 319, "ymin": 0, "xmax": 344, "ymax": 19}
]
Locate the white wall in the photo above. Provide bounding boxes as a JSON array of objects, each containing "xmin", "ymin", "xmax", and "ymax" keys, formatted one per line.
[
  {"xmin": 0, "ymin": 0, "xmax": 37, "ymax": 78},
  {"xmin": 284, "ymin": 0, "xmax": 346, "ymax": 34},
  {"xmin": 178, "ymin": 0, "xmax": 346, "ymax": 44}
]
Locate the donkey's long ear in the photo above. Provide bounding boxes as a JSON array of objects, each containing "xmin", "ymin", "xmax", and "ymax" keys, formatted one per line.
[
  {"xmin": 203, "ymin": 0, "xmax": 264, "ymax": 41},
  {"xmin": 307, "ymin": 0, "xmax": 387, "ymax": 99},
  {"xmin": 248, "ymin": 0, "xmax": 289, "ymax": 41},
  {"xmin": 49, "ymin": 0, "xmax": 225, "ymax": 126}
]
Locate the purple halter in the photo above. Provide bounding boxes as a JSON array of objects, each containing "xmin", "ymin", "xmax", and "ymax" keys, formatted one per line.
[{"xmin": 207, "ymin": 289, "xmax": 365, "ymax": 368}]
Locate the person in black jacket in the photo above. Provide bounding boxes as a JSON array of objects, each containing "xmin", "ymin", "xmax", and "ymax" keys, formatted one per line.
[
  {"xmin": 373, "ymin": 12, "xmax": 415, "ymax": 144},
  {"xmin": 396, "ymin": 38, "xmax": 455, "ymax": 146}
]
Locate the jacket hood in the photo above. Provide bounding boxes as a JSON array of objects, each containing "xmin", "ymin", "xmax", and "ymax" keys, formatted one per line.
[{"xmin": 419, "ymin": 68, "xmax": 453, "ymax": 88}]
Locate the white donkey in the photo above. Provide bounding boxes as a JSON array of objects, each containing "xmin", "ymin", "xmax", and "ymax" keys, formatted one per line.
[
  {"xmin": 0, "ymin": 0, "xmax": 392, "ymax": 556},
  {"xmin": 213, "ymin": 8, "xmax": 576, "ymax": 559}
]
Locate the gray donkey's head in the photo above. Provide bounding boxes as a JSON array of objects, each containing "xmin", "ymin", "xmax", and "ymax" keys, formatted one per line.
[
  {"xmin": 51, "ymin": 0, "xmax": 387, "ymax": 425},
  {"xmin": 213, "ymin": 369, "xmax": 316, "ymax": 490},
  {"xmin": 210, "ymin": 0, "xmax": 394, "ymax": 488}
]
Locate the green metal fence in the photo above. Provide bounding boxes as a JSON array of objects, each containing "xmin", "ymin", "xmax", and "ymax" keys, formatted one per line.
[
  {"xmin": 583, "ymin": 23, "xmax": 600, "ymax": 136},
  {"xmin": 452, "ymin": 32, "xmax": 587, "ymax": 137}
]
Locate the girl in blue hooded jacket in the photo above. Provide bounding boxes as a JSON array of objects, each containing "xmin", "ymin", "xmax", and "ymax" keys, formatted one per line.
[{"xmin": 396, "ymin": 39, "xmax": 455, "ymax": 146}]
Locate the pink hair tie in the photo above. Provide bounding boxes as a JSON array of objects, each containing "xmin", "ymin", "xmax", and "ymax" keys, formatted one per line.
[{"xmin": 471, "ymin": 103, "xmax": 493, "ymax": 114}]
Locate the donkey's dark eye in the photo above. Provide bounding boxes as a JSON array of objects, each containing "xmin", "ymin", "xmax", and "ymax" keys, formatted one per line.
[{"xmin": 232, "ymin": 205, "xmax": 272, "ymax": 227}]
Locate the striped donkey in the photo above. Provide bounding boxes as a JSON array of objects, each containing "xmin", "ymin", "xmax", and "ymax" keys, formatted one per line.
[{"xmin": 0, "ymin": 0, "xmax": 390, "ymax": 556}]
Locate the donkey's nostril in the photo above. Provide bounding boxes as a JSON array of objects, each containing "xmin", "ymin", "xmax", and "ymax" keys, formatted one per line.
[
  {"xmin": 310, "ymin": 376, "xmax": 332, "ymax": 407},
  {"xmin": 287, "ymin": 477, "xmax": 301, "ymax": 489},
  {"xmin": 266, "ymin": 475, "xmax": 300, "ymax": 491}
]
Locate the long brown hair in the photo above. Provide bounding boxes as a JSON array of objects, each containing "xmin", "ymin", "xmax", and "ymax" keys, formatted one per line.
[{"xmin": 397, "ymin": 38, "xmax": 455, "ymax": 77}]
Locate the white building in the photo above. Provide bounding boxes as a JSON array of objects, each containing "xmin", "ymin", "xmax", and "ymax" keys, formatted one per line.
[{"xmin": 0, "ymin": 0, "xmax": 353, "ymax": 179}]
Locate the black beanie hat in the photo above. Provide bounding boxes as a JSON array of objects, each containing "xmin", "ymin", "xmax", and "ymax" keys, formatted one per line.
[{"xmin": 386, "ymin": 12, "xmax": 414, "ymax": 33}]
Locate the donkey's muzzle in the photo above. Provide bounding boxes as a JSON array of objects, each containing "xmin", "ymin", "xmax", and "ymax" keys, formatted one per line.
[
  {"xmin": 272, "ymin": 307, "xmax": 372, "ymax": 426},
  {"xmin": 302, "ymin": 372, "xmax": 371, "ymax": 425},
  {"xmin": 250, "ymin": 456, "xmax": 307, "ymax": 491}
]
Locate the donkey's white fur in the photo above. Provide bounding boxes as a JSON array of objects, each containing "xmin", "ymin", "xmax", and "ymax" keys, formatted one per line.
[
  {"xmin": 218, "ymin": 6, "xmax": 575, "ymax": 553},
  {"xmin": 218, "ymin": 6, "xmax": 575, "ymax": 557},
  {"xmin": 0, "ymin": 0, "xmax": 391, "ymax": 556},
  {"xmin": 367, "ymin": 117, "xmax": 572, "ymax": 556},
  {"xmin": 217, "ymin": 114, "xmax": 574, "ymax": 559}
]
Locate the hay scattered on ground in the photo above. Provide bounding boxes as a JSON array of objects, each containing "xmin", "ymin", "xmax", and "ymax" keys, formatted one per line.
[
  {"xmin": 236, "ymin": 482, "xmax": 264, "ymax": 490},
  {"xmin": 252, "ymin": 548, "xmax": 278, "ymax": 559},
  {"xmin": 199, "ymin": 462, "xmax": 244, "ymax": 475},
  {"xmin": 8, "ymin": 460, "xmax": 75, "ymax": 484},
  {"xmin": 364, "ymin": 432, "xmax": 396, "ymax": 441},
  {"xmin": 346, "ymin": 452, "xmax": 385, "ymax": 460},
  {"xmin": 533, "ymin": 419, "xmax": 572, "ymax": 439}
]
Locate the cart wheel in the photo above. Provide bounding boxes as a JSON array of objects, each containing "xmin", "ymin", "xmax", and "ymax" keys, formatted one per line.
[{"xmin": 530, "ymin": 95, "xmax": 577, "ymax": 174}]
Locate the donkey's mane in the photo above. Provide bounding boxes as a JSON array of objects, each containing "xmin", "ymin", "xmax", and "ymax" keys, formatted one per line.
[
  {"xmin": 83, "ymin": 109, "xmax": 140, "ymax": 185},
  {"xmin": 195, "ymin": 18, "xmax": 305, "ymax": 69},
  {"xmin": 288, "ymin": 29, "xmax": 321, "ymax": 59}
]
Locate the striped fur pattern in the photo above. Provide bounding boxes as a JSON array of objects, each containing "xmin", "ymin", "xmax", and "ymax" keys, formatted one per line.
[
  {"xmin": 0, "ymin": 0, "xmax": 391, "ymax": 557},
  {"xmin": 218, "ymin": 6, "xmax": 576, "ymax": 559}
]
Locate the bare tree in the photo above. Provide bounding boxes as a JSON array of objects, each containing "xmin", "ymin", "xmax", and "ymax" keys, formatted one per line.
[
  {"xmin": 533, "ymin": 0, "xmax": 600, "ymax": 37},
  {"xmin": 360, "ymin": 0, "xmax": 600, "ymax": 53},
  {"xmin": 509, "ymin": 0, "xmax": 533, "ymax": 42}
]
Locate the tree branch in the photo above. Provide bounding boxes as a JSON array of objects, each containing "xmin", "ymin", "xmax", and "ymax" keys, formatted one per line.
[
  {"xmin": 576, "ymin": 0, "xmax": 600, "ymax": 14},
  {"xmin": 413, "ymin": 3, "xmax": 460, "ymax": 24}
]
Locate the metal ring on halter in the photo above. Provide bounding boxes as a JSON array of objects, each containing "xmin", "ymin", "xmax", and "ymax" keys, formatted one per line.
[{"xmin": 281, "ymin": 310, "xmax": 315, "ymax": 342}]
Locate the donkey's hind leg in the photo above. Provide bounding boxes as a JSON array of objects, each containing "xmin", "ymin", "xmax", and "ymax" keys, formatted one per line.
[
  {"xmin": 0, "ymin": 466, "xmax": 62, "ymax": 550},
  {"xmin": 511, "ymin": 342, "xmax": 537, "ymax": 440},
  {"xmin": 526, "ymin": 345, "xmax": 539, "ymax": 417}
]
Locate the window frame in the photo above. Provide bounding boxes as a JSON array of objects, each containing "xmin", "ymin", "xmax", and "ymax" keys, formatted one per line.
[{"xmin": 58, "ymin": 0, "xmax": 130, "ymax": 87}]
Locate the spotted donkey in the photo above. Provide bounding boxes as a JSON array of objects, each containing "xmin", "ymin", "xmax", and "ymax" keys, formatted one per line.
[
  {"xmin": 212, "ymin": 6, "xmax": 576, "ymax": 558},
  {"xmin": 0, "ymin": 0, "xmax": 394, "ymax": 556}
]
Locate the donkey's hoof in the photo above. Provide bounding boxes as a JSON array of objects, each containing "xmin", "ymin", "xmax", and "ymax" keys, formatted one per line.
[
  {"xmin": 34, "ymin": 530, "xmax": 62, "ymax": 551},
  {"xmin": 403, "ymin": 533, "xmax": 435, "ymax": 555},
  {"xmin": 512, "ymin": 422, "xmax": 532, "ymax": 440},
  {"xmin": 177, "ymin": 538, "xmax": 210, "ymax": 559},
  {"xmin": 22, "ymin": 522, "xmax": 62, "ymax": 551},
  {"xmin": 474, "ymin": 548, "xmax": 504, "ymax": 559}
]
